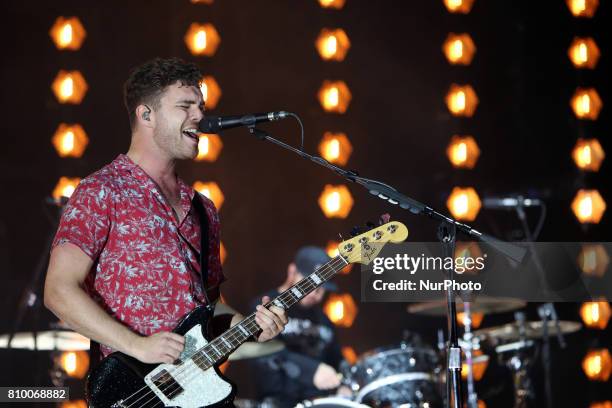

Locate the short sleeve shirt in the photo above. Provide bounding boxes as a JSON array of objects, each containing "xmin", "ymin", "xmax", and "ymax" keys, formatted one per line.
[{"xmin": 52, "ymin": 154, "xmax": 224, "ymax": 356}]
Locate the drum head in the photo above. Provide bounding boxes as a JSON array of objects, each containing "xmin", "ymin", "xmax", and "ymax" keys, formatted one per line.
[{"xmin": 297, "ymin": 397, "xmax": 369, "ymax": 407}]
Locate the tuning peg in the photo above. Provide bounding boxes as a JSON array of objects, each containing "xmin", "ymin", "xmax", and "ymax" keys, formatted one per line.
[{"xmin": 379, "ymin": 213, "xmax": 391, "ymax": 225}]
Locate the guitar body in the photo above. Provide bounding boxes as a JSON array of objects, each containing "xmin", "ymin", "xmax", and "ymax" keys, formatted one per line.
[{"xmin": 86, "ymin": 306, "xmax": 236, "ymax": 408}]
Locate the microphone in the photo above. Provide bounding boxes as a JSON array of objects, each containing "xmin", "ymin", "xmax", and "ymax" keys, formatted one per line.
[
  {"xmin": 198, "ymin": 111, "xmax": 290, "ymax": 133},
  {"xmin": 483, "ymin": 195, "xmax": 542, "ymax": 209}
]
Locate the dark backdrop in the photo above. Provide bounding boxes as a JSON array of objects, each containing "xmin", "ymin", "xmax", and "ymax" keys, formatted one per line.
[{"xmin": 0, "ymin": 0, "xmax": 610, "ymax": 406}]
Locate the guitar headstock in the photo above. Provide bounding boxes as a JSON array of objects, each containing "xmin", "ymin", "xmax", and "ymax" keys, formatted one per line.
[{"xmin": 338, "ymin": 221, "xmax": 408, "ymax": 265}]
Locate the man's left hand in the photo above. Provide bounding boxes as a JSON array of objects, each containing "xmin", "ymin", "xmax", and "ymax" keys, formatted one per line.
[{"xmin": 255, "ymin": 296, "xmax": 288, "ymax": 342}]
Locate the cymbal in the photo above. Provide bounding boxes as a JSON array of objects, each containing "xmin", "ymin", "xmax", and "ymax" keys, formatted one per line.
[
  {"xmin": 228, "ymin": 340, "xmax": 284, "ymax": 361},
  {"xmin": 0, "ymin": 330, "xmax": 90, "ymax": 351},
  {"xmin": 474, "ymin": 320, "xmax": 581, "ymax": 342},
  {"xmin": 408, "ymin": 296, "xmax": 526, "ymax": 316}
]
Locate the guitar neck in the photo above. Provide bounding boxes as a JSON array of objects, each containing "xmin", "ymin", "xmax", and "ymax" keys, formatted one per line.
[{"xmin": 189, "ymin": 255, "xmax": 349, "ymax": 370}]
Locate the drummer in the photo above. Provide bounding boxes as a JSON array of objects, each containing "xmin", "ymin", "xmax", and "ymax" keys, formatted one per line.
[{"xmin": 249, "ymin": 246, "xmax": 347, "ymax": 406}]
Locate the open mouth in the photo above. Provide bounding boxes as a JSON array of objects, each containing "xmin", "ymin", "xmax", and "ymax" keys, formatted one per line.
[{"xmin": 182, "ymin": 129, "xmax": 199, "ymax": 143}]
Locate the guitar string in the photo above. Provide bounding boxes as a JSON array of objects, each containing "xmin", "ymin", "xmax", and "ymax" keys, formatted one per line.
[
  {"xmin": 121, "ymin": 255, "xmax": 352, "ymax": 408},
  {"xmin": 137, "ymin": 256, "xmax": 349, "ymax": 408},
  {"xmin": 130, "ymin": 256, "xmax": 349, "ymax": 408}
]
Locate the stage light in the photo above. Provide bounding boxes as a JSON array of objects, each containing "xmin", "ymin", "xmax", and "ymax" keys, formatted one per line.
[
  {"xmin": 566, "ymin": 0, "xmax": 599, "ymax": 17},
  {"xmin": 193, "ymin": 181, "xmax": 224, "ymax": 210},
  {"xmin": 443, "ymin": 0, "xmax": 475, "ymax": 14},
  {"xmin": 49, "ymin": 17, "xmax": 86, "ymax": 51},
  {"xmin": 318, "ymin": 185, "xmax": 354, "ymax": 218},
  {"xmin": 458, "ymin": 311, "xmax": 484, "ymax": 329},
  {"xmin": 568, "ymin": 37, "xmax": 601, "ymax": 69},
  {"xmin": 191, "ymin": 0, "xmax": 214, "ymax": 3},
  {"xmin": 582, "ymin": 349, "xmax": 612, "ymax": 381},
  {"xmin": 184, "ymin": 23, "xmax": 221, "ymax": 56},
  {"xmin": 319, "ymin": 0, "xmax": 346, "ymax": 9},
  {"xmin": 447, "ymin": 187, "xmax": 481, "ymax": 221},
  {"xmin": 325, "ymin": 241, "xmax": 353, "ymax": 274},
  {"xmin": 461, "ymin": 349, "xmax": 488, "ymax": 381},
  {"xmin": 445, "ymin": 84, "xmax": 478, "ymax": 117},
  {"xmin": 591, "ymin": 402, "xmax": 612, "ymax": 408},
  {"xmin": 195, "ymin": 134, "xmax": 223, "ymax": 162},
  {"xmin": 580, "ymin": 301, "xmax": 611, "ymax": 329},
  {"xmin": 454, "ymin": 242, "xmax": 483, "ymax": 275},
  {"xmin": 60, "ymin": 401, "xmax": 87, "ymax": 408},
  {"xmin": 446, "ymin": 135, "xmax": 480, "ymax": 169},
  {"xmin": 220, "ymin": 242, "xmax": 227, "ymax": 265},
  {"xmin": 342, "ymin": 346, "xmax": 358, "ymax": 364},
  {"xmin": 200, "ymin": 76, "xmax": 222, "ymax": 109},
  {"xmin": 571, "ymin": 88, "xmax": 602, "ymax": 120},
  {"xmin": 571, "ymin": 189, "xmax": 606, "ymax": 224},
  {"xmin": 57, "ymin": 350, "xmax": 89, "ymax": 379},
  {"xmin": 442, "ymin": 33, "xmax": 476, "ymax": 65},
  {"xmin": 316, "ymin": 29, "xmax": 351, "ymax": 61},
  {"xmin": 572, "ymin": 138, "xmax": 605, "ymax": 172},
  {"xmin": 52, "ymin": 177, "xmax": 81, "ymax": 201},
  {"xmin": 52, "ymin": 124, "xmax": 89, "ymax": 158},
  {"xmin": 51, "ymin": 70, "xmax": 88, "ymax": 104},
  {"xmin": 318, "ymin": 81, "xmax": 352, "ymax": 113},
  {"xmin": 319, "ymin": 132, "xmax": 352, "ymax": 165},
  {"xmin": 578, "ymin": 244, "xmax": 609, "ymax": 278},
  {"xmin": 324, "ymin": 293, "xmax": 357, "ymax": 327}
]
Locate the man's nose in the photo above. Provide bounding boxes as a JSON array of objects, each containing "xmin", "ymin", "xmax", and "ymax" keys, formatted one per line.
[{"xmin": 191, "ymin": 107, "xmax": 204, "ymax": 122}]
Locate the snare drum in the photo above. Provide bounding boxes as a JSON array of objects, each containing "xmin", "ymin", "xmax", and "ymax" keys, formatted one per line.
[
  {"xmin": 295, "ymin": 397, "xmax": 369, "ymax": 407},
  {"xmin": 344, "ymin": 344, "xmax": 442, "ymax": 408}
]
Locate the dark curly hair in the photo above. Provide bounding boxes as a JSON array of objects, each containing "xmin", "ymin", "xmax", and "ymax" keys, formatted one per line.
[{"xmin": 123, "ymin": 57, "xmax": 202, "ymax": 129}]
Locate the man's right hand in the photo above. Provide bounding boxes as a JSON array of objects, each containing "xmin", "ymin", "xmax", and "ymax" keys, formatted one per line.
[
  {"xmin": 313, "ymin": 363, "xmax": 342, "ymax": 390},
  {"xmin": 132, "ymin": 332, "xmax": 185, "ymax": 364}
]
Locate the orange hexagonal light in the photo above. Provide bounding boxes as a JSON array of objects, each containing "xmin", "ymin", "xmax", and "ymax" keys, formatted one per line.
[
  {"xmin": 568, "ymin": 37, "xmax": 601, "ymax": 69},
  {"xmin": 447, "ymin": 187, "xmax": 481, "ymax": 221},
  {"xmin": 458, "ymin": 311, "xmax": 484, "ymax": 329},
  {"xmin": 578, "ymin": 244, "xmax": 610, "ymax": 278},
  {"xmin": 318, "ymin": 185, "xmax": 354, "ymax": 219},
  {"xmin": 572, "ymin": 138, "xmax": 605, "ymax": 172},
  {"xmin": 49, "ymin": 17, "xmax": 86, "ymax": 51},
  {"xmin": 184, "ymin": 23, "xmax": 221, "ymax": 56},
  {"xmin": 443, "ymin": 0, "xmax": 475, "ymax": 14},
  {"xmin": 191, "ymin": 0, "xmax": 214, "ymax": 3},
  {"xmin": 342, "ymin": 346, "xmax": 358, "ymax": 364},
  {"xmin": 447, "ymin": 135, "xmax": 480, "ymax": 169},
  {"xmin": 52, "ymin": 123, "xmax": 89, "ymax": 158},
  {"xmin": 461, "ymin": 349, "xmax": 488, "ymax": 381},
  {"xmin": 571, "ymin": 88, "xmax": 603, "ymax": 120},
  {"xmin": 318, "ymin": 80, "xmax": 352, "ymax": 113},
  {"xmin": 580, "ymin": 300, "xmax": 611, "ymax": 329},
  {"xmin": 52, "ymin": 177, "xmax": 81, "ymax": 201},
  {"xmin": 319, "ymin": 0, "xmax": 346, "ymax": 9},
  {"xmin": 455, "ymin": 241, "xmax": 483, "ymax": 275},
  {"xmin": 443, "ymin": 33, "xmax": 476, "ymax": 65},
  {"xmin": 316, "ymin": 28, "xmax": 351, "ymax": 61},
  {"xmin": 51, "ymin": 70, "xmax": 88, "ymax": 104},
  {"xmin": 591, "ymin": 402, "xmax": 612, "ymax": 408},
  {"xmin": 326, "ymin": 240, "xmax": 354, "ymax": 274},
  {"xmin": 57, "ymin": 350, "xmax": 89, "ymax": 379},
  {"xmin": 319, "ymin": 132, "xmax": 352, "ymax": 165},
  {"xmin": 195, "ymin": 134, "xmax": 223, "ymax": 162},
  {"xmin": 59, "ymin": 401, "xmax": 87, "ymax": 408},
  {"xmin": 193, "ymin": 181, "xmax": 225, "ymax": 210},
  {"xmin": 200, "ymin": 76, "xmax": 222, "ymax": 109},
  {"xmin": 571, "ymin": 189, "xmax": 606, "ymax": 224},
  {"xmin": 446, "ymin": 84, "xmax": 479, "ymax": 117},
  {"xmin": 582, "ymin": 348, "xmax": 612, "ymax": 381},
  {"xmin": 324, "ymin": 293, "xmax": 357, "ymax": 327},
  {"xmin": 566, "ymin": 0, "xmax": 599, "ymax": 17},
  {"xmin": 220, "ymin": 241, "xmax": 227, "ymax": 265}
]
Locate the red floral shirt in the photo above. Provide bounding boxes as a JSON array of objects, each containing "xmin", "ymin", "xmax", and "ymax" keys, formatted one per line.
[{"xmin": 52, "ymin": 154, "xmax": 224, "ymax": 356}]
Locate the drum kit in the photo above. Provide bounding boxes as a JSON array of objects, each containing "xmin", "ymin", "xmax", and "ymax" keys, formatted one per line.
[{"xmin": 289, "ymin": 297, "xmax": 581, "ymax": 408}]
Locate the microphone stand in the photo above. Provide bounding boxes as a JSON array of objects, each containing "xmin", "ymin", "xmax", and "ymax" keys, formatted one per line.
[{"xmin": 247, "ymin": 126, "xmax": 527, "ymax": 408}]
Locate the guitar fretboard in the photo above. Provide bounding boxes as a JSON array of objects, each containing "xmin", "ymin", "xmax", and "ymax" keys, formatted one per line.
[{"xmin": 190, "ymin": 255, "xmax": 349, "ymax": 371}]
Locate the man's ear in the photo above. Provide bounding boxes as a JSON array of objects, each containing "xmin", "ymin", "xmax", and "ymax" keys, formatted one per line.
[{"xmin": 135, "ymin": 104, "xmax": 155, "ymax": 129}]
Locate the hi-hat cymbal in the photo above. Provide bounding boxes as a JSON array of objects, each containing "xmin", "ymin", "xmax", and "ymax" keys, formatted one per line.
[
  {"xmin": 0, "ymin": 330, "xmax": 90, "ymax": 351},
  {"xmin": 474, "ymin": 320, "xmax": 581, "ymax": 342},
  {"xmin": 408, "ymin": 296, "xmax": 526, "ymax": 316},
  {"xmin": 228, "ymin": 340, "xmax": 285, "ymax": 361}
]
